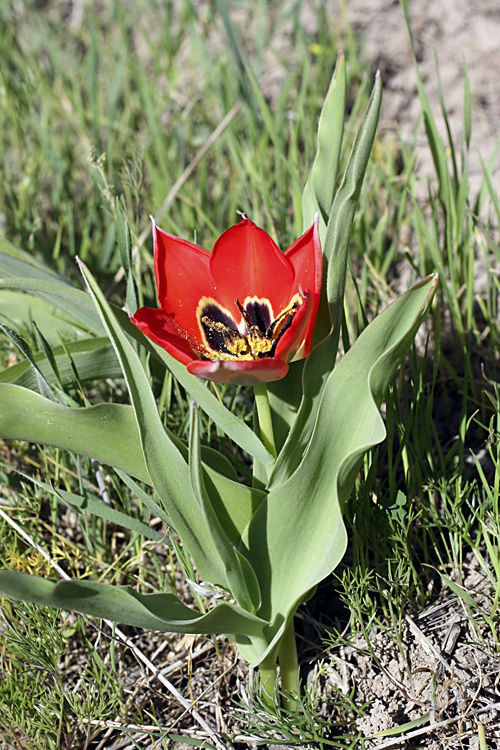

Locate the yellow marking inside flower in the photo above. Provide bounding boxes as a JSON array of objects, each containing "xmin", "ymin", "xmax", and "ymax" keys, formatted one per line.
[{"xmin": 246, "ymin": 328, "xmax": 274, "ymax": 355}]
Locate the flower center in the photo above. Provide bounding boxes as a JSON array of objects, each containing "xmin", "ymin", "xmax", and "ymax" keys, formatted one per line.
[{"xmin": 197, "ymin": 295, "xmax": 302, "ymax": 361}]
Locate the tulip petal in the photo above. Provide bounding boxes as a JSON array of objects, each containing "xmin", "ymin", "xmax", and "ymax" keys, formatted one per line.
[
  {"xmin": 187, "ymin": 358, "xmax": 289, "ymax": 385},
  {"xmin": 274, "ymin": 289, "xmax": 314, "ymax": 362},
  {"xmin": 130, "ymin": 307, "xmax": 200, "ymax": 366},
  {"xmin": 153, "ymin": 222, "xmax": 220, "ymax": 341},
  {"xmin": 210, "ymin": 219, "xmax": 294, "ymax": 317},
  {"xmin": 284, "ymin": 220, "xmax": 322, "ymax": 356}
]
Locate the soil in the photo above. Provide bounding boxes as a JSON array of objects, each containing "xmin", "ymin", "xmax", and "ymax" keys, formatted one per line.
[{"xmin": 338, "ymin": 0, "xmax": 500, "ymax": 198}]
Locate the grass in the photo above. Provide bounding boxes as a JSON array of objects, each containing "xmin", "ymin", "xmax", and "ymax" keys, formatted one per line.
[{"xmin": 0, "ymin": 0, "xmax": 499, "ymax": 748}]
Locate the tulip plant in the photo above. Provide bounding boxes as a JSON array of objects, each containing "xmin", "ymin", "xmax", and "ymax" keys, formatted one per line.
[{"xmin": 0, "ymin": 54, "xmax": 436, "ymax": 706}]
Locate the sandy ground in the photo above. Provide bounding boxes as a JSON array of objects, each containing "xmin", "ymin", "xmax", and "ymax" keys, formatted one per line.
[{"xmin": 336, "ymin": 0, "xmax": 500, "ymax": 196}]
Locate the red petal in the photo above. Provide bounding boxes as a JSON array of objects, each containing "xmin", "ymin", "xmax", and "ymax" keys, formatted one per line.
[
  {"xmin": 274, "ymin": 289, "xmax": 314, "ymax": 362},
  {"xmin": 209, "ymin": 219, "xmax": 294, "ymax": 318},
  {"xmin": 187, "ymin": 358, "xmax": 289, "ymax": 385},
  {"xmin": 153, "ymin": 222, "xmax": 220, "ymax": 341},
  {"xmin": 130, "ymin": 307, "xmax": 200, "ymax": 365},
  {"xmin": 284, "ymin": 219, "xmax": 322, "ymax": 355}
]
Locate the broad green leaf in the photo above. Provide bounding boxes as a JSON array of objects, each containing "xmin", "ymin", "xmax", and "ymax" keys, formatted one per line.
[
  {"xmin": 0, "ymin": 337, "xmax": 122, "ymax": 391},
  {"xmin": 0, "ymin": 274, "xmax": 273, "ymax": 466},
  {"xmin": 0, "ymin": 384, "xmax": 150, "ymax": 482},
  {"xmin": 271, "ymin": 72, "xmax": 383, "ymax": 490},
  {"xmin": 240, "ymin": 275, "xmax": 437, "ymax": 665},
  {"xmin": 0, "ymin": 571, "xmax": 267, "ymax": 636},
  {"xmin": 0, "ymin": 383, "xmax": 265, "ymax": 547}
]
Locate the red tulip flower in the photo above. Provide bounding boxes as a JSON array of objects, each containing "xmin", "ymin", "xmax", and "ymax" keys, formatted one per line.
[{"xmin": 131, "ymin": 217, "xmax": 322, "ymax": 385}]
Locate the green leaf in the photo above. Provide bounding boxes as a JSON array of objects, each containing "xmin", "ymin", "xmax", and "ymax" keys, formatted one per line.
[
  {"xmin": 267, "ymin": 54, "xmax": 347, "ymax": 448},
  {"xmin": 79, "ymin": 259, "xmax": 241, "ymax": 589},
  {"xmin": 0, "ymin": 570, "xmax": 267, "ymax": 637},
  {"xmin": 134, "ymin": 329, "xmax": 274, "ymax": 466},
  {"xmin": 0, "ymin": 267, "xmax": 273, "ymax": 466},
  {"xmin": 325, "ymin": 70, "xmax": 382, "ymax": 330},
  {"xmin": 271, "ymin": 71, "xmax": 383, "ymax": 490},
  {"xmin": 0, "ymin": 382, "xmax": 265, "ymax": 550},
  {"xmin": 0, "ymin": 384, "xmax": 150, "ymax": 482},
  {"xmin": 302, "ymin": 51, "xmax": 346, "ymax": 236},
  {"xmin": 241, "ymin": 275, "xmax": 437, "ymax": 665}
]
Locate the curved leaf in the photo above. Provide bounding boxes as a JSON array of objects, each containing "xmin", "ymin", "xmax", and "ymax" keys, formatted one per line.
[
  {"xmin": 0, "ymin": 278, "xmax": 273, "ymax": 465},
  {"xmin": 0, "ymin": 570, "xmax": 267, "ymax": 636},
  {"xmin": 0, "ymin": 384, "xmax": 150, "ymax": 481},
  {"xmin": 271, "ymin": 71, "xmax": 383, "ymax": 490},
  {"xmin": 79, "ymin": 259, "xmax": 255, "ymax": 591},
  {"xmin": 0, "ymin": 383, "xmax": 265, "ymax": 548},
  {"xmin": 240, "ymin": 275, "xmax": 437, "ymax": 665}
]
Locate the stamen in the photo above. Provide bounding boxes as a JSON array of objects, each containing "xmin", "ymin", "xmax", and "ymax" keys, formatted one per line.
[{"xmin": 197, "ymin": 294, "xmax": 303, "ymax": 362}]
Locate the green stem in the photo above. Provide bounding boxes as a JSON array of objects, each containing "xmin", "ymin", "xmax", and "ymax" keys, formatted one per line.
[
  {"xmin": 278, "ymin": 618, "xmax": 299, "ymax": 710},
  {"xmin": 253, "ymin": 383, "xmax": 277, "ymax": 460},
  {"xmin": 258, "ymin": 661, "xmax": 278, "ymax": 708}
]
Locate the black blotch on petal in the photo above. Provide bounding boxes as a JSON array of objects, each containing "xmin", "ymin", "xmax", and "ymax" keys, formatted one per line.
[{"xmin": 244, "ymin": 299, "xmax": 273, "ymax": 333}]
